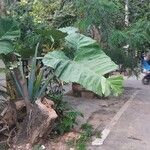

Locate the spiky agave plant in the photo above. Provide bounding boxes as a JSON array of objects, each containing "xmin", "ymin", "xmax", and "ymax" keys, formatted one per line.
[
  {"xmin": 0, "ymin": 43, "xmax": 54, "ymax": 111},
  {"xmin": 10, "ymin": 43, "xmax": 54, "ymax": 103}
]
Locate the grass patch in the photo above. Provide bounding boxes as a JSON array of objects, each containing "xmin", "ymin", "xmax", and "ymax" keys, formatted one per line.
[{"xmin": 67, "ymin": 123, "xmax": 101, "ymax": 150}]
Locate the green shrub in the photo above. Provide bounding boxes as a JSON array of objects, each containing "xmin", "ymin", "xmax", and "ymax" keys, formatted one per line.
[{"xmin": 47, "ymin": 91, "xmax": 83, "ymax": 135}]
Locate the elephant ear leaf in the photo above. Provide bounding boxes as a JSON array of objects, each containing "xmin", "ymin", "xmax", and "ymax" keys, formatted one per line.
[
  {"xmin": 43, "ymin": 30, "xmax": 123, "ymax": 96},
  {"xmin": 0, "ymin": 18, "xmax": 20, "ymax": 55}
]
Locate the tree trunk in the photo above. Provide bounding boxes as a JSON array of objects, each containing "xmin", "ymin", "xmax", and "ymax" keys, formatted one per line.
[
  {"xmin": 89, "ymin": 25, "xmax": 102, "ymax": 43},
  {"xmin": 12, "ymin": 98, "xmax": 57, "ymax": 150},
  {"xmin": 0, "ymin": 0, "xmax": 5, "ymax": 15},
  {"xmin": 125, "ymin": 0, "xmax": 129, "ymax": 26},
  {"xmin": 0, "ymin": 100, "xmax": 26, "ymax": 128},
  {"xmin": 6, "ymin": 73, "xmax": 19, "ymax": 101}
]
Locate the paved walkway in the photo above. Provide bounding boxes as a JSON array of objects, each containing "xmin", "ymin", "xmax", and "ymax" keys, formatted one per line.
[{"xmin": 92, "ymin": 78, "xmax": 150, "ymax": 150}]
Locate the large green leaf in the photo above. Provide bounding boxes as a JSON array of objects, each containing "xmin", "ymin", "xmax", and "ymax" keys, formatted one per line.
[
  {"xmin": 0, "ymin": 18, "xmax": 20, "ymax": 55},
  {"xmin": 43, "ymin": 32, "xmax": 123, "ymax": 96},
  {"xmin": 0, "ymin": 40, "xmax": 14, "ymax": 54},
  {"xmin": 0, "ymin": 18, "xmax": 20, "ymax": 40}
]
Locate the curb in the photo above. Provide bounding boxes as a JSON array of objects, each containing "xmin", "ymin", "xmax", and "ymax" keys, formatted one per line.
[{"xmin": 92, "ymin": 90, "xmax": 139, "ymax": 146}]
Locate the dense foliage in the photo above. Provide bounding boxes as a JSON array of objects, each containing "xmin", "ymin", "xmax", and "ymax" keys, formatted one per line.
[
  {"xmin": 74, "ymin": 0, "xmax": 150, "ymax": 74},
  {"xmin": 0, "ymin": 17, "xmax": 20, "ymax": 55},
  {"xmin": 3, "ymin": 0, "xmax": 149, "ymax": 73}
]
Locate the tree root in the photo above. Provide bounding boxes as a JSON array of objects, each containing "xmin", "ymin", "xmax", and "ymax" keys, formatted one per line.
[
  {"xmin": 0, "ymin": 98, "xmax": 57, "ymax": 149},
  {"xmin": 12, "ymin": 98, "xmax": 57, "ymax": 149},
  {"xmin": 7, "ymin": 127, "xmax": 17, "ymax": 147}
]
